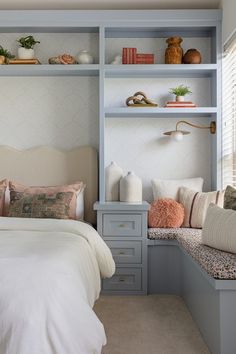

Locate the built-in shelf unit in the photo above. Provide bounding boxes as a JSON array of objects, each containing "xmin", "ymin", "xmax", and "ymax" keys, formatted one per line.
[{"xmin": 0, "ymin": 9, "xmax": 222, "ymax": 199}]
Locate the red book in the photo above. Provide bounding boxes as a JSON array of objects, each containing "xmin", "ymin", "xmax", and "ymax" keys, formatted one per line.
[
  {"xmin": 136, "ymin": 53, "xmax": 154, "ymax": 64},
  {"xmin": 122, "ymin": 48, "xmax": 137, "ymax": 64}
]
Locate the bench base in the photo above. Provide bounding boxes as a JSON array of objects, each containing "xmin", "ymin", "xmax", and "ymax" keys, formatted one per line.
[{"xmin": 148, "ymin": 241, "xmax": 236, "ymax": 354}]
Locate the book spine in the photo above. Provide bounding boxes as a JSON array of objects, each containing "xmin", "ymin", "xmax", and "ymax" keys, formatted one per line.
[
  {"xmin": 136, "ymin": 54, "xmax": 154, "ymax": 64},
  {"xmin": 165, "ymin": 105, "xmax": 197, "ymax": 108},
  {"xmin": 122, "ymin": 48, "xmax": 137, "ymax": 64},
  {"xmin": 122, "ymin": 48, "xmax": 127, "ymax": 64}
]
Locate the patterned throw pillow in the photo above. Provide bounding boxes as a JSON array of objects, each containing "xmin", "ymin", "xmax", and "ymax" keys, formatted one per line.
[
  {"xmin": 8, "ymin": 191, "xmax": 75, "ymax": 219},
  {"xmin": 148, "ymin": 198, "xmax": 185, "ymax": 228},
  {"xmin": 179, "ymin": 187, "xmax": 224, "ymax": 228},
  {"xmin": 224, "ymin": 185, "xmax": 236, "ymax": 210},
  {"xmin": 8, "ymin": 181, "xmax": 84, "ymax": 220}
]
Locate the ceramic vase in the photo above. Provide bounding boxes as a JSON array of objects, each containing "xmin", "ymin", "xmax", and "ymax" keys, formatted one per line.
[
  {"xmin": 18, "ymin": 47, "xmax": 34, "ymax": 59},
  {"xmin": 105, "ymin": 162, "xmax": 123, "ymax": 201},
  {"xmin": 165, "ymin": 36, "xmax": 183, "ymax": 64},
  {"xmin": 120, "ymin": 171, "xmax": 142, "ymax": 203},
  {"xmin": 183, "ymin": 48, "xmax": 202, "ymax": 64},
  {"xmin": 77, "ymin": 50, "xmax": 94, "ymax": 64}
]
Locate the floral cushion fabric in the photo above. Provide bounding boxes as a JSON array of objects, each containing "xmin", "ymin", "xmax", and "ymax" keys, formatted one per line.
[
  {"xmin": 8, "ymin": 191, "xmax": 75, "ymax": 219},
  {"xmin": 148, "ymin": 228, "xmax": 236, "ymax": 279}
]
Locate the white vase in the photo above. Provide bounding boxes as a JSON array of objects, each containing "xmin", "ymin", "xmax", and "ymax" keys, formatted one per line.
[
  {"xmin": 77, "ymin": 50, "xmax": 94, "ymax": 64},
  {"xmin": 176, "ymin": 95, "xmax": 185, "ymax": 102},
  {"xmin": 105, "ymin": 162, "xmax": 123, "ymax": 201},
  {"xmin": 120, "ymin": 171, "xmax": 142, "ymax": 203},
  {"xmin": 18, "ymin": 47, "xmax": 35, "ymax": 59}
]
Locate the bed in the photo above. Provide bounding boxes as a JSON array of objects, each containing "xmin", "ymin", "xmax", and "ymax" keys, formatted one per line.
[{"xmin": 0, "ymin": 146, "xmax": 115, "ymax": 354}]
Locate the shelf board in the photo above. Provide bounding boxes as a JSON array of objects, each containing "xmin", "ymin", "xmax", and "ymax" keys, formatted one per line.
[
  {"xmin": 104, "ymin": 64, "xmax": 217, "ymax": 78},
  {"xmin": 0, "ymin": 64, "xmax": 99, "ymax": 77},
  {"xmin": 105, "ymin": 107, "xmax": 217, "ymax": 118}
]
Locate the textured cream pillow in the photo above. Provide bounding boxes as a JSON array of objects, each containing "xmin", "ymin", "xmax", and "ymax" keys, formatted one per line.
[
  {"xmin": 202, "ymin": 204, "xmax": 236, "ymax": 254},
  {"xmin": 179, "ymin": 187, "xmax": 224, "ymax": 228},
  {"xmin": 151, "ymin": 177, "xmax": 203, "ymax": 201}
]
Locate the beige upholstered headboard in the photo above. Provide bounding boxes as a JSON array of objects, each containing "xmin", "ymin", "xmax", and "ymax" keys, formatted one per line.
[{"xmin": 0, "ymin": 146, "xmax": 98, "ymax": 224}]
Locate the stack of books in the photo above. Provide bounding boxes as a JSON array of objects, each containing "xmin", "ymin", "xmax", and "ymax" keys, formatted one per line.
[
  {"xmin": 122, "ymin": 48, "xmax": 154, "ymax": 64},
  {"xmin": 165, "ymin": 101, "xmax": 197, "ymax": 108},
  {"xmin": 8, "ymin": 59, "xmax": 40, "ymax": 65}
]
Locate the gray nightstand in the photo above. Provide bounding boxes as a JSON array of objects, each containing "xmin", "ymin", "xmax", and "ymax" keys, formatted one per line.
[{"xmin": 94, "ymin": 202, "xmax": 149, "ymax": 295}]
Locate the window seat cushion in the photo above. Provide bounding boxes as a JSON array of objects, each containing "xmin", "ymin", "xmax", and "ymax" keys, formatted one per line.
[{"xmin": 148, "ymin": 228, "xmax": 236, "ymax": 279}]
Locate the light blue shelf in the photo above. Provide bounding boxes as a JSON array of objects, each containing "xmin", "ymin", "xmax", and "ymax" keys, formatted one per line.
[
  {"xmin": 0, "ymin": 64, "xmax": 99, "ymax": 76},
  {"xmin": 105, "ymin": 107, "xmax": 217, "ymax": 118},
  {"xmin": 104, "ymin": 64, "xmax": 217, "ymax": 78}
]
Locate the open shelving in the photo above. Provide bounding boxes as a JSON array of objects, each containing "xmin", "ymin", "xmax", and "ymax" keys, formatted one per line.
[{"xmin": 0, "ymin": 9, "xmax": 222, "ymax": 201}]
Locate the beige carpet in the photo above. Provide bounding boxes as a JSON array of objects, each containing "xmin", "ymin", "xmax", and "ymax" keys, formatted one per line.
[{"xmin": 94, "ymin": 295, "xmax": 210, "ymax": 354}]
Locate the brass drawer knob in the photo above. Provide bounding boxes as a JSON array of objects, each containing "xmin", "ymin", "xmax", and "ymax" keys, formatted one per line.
[
  {"xmin": 119, "ymin": 277, "xmax": 125, "ymax": 282},
  {"xmin": 119, "ymin": 223, "xmax": 125, "ymax": 228},
  {"xmin": 119, "ymin": 251, "xmax": 125, "ymax": 255}
]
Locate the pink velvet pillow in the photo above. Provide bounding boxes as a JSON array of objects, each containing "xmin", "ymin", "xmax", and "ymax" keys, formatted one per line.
[{"xmin": 148, "ymin": 198, "xmax": 184, "ymax": 228}]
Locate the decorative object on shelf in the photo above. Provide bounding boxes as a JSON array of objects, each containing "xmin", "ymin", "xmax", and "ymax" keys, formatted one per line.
[
  {"xmin": 122, "ymin": 48, "xmax": 137, "ymax": 64},
  {"xmin": 136, "ymin": 53, "xmax": 154, "ymax": 64},
  {"xmin": 126, "ymin": 91, "xmax": 158, "ymax": 107},
  {"xmin": 165, "ymin": 101, "xmax": 196, "ymax": 108},
  {"xmin": 183, "ymin": 49, "xmax": 202, "ymax": 64},
  {"xmin": 77, "ymin": 50, "xmax": 93, "ymax": 64},
  {"xmin": 17, "ymin": 35, "xmax": 40, "ymax": 59},
  {"xmin": 48, "ymin": 54, "xmax": 77, "ymax": 65},
  {"xmin": 163, "ymin": 120, "xmax": 216, "ymax": 141},
  {"xmin": 122, "ymin": 48, "xmax": 154, "ymax": 64},
  {"xmin": 148, "ymin": 198, "xmax": 184, "ymax": 228},
  {"xmin": 165, "ymin": 36, "xmax": 183, "ymax": 64},
  {"xmin": 110, "ymin": 55, "xmax": 122, "ymax": 64},
  {"xmin": 8, "ymin": 59, "xmax": 40, "ymax": 65},
  {"xmin": 169, "ymin": 85, "xmax": 192, "ymax": 102},
  {"xmin": 120, "ymin": 171, "xmax": 142, "ymax": 203},
  {"xmin": 105, "ymin": 161, "xmax": 123, "ymax": 201},
  {"xmin": 0, "ymin": 45, "xmax": 15, "ymax": 64}
]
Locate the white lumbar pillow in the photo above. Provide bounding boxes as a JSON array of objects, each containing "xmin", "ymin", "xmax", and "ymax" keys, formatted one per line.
[
  {"xmin": 202, "ymin": 204, "xmax": 236, "ymax": 254},
  {"xmin": 151, "ymin": 177, "xmax": 204, "ymax": 201}
]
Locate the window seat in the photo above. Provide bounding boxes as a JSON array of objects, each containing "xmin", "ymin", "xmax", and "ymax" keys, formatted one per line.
[{"xmin": 148, "ymin": 228, "xmax": 236, "ymax": 280}]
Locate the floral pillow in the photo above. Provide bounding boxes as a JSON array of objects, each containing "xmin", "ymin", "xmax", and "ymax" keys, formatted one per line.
[
  {"xmin": 8, "ymin": 181, "xmax": 84, "ymax": 220},
  {"xmin": 8, "ymin": 191, "xmax": 75, "ymax": 219}
]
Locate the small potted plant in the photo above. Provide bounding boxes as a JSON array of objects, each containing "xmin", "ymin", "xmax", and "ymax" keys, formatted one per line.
[
  {"xmin": 17, "ymin": 35, "xmax": 40, "ymax": 59},
  {"xmin": 169, "ymin": 85, "xmax": 192, "ymax": 102},
  {"xmin": 0, "ymin": 45, "xmax": 15, "ymax": 64}
]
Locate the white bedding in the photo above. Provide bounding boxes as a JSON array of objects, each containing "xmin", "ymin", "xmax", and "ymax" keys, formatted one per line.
[{"xmin": 0, "ymin": 217, "xmax": 115, "ymax": 354}]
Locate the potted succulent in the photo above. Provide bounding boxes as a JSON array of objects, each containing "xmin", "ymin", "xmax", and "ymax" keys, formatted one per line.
[
  {"xmin": 169, "ymin": 85, "xmax": 192, "ymax": 102},
  {"xmin": 17, "ymin": 35, "xmax": 40, "ymax": 59},
  {"xmin": 0, "ymin": 45, "xmax": 14, "ymax": 64}
]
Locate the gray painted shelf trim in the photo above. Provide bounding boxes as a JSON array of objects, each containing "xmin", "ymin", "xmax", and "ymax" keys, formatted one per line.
[{"xmin": 105, "ymin": 107, "xmax": 218, "ymax": 118}]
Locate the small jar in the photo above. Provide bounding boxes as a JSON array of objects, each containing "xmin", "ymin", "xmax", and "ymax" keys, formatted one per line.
[{"xmin": 77, "ymin": 50, "xmax": 94, "ymax": 64}]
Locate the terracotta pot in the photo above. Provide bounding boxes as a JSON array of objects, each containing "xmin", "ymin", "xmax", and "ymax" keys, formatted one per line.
[
  {"xmin": 165, "ymin": 36, "xmax": 183, "ymax": 64},
  {"xmin": 183, "ymin": 49, "xmax": 202, "ymax": 64}
]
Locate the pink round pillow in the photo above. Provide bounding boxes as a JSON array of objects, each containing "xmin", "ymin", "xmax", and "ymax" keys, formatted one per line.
[{"xmin": 148, "ymin": 198, "xmax": 184, "ymax": 228}]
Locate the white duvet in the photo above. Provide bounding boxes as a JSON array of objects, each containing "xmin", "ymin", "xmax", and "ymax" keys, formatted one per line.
[{"xmin": 0, "ymin": 217, "xmax": 115, "ymax": 354}]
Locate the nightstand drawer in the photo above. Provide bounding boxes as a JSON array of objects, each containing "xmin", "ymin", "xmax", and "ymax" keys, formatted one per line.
[
  {"xmin": 102, "ymin": 214, "xmax": 142, "ymax": 237},
  {"xmin": 106, "ymin": 241, "xmax": 142, "ymax": 264},
  {"xmin": 103, "ymin": 268, "xmax": 142, "ymax": 291}
]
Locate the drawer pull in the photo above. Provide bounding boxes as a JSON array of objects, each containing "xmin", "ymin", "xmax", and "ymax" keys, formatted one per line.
[
  {"xmin": 119, "ymin": 224, "xmax": 125, "ymax": 228},
  {"xmin": 119, "ymin": 277, "xmax": 126, "ymax": 282},
  {"xmin": 119, "ymin": 251, "xmax": 125, "ymax": 255}
]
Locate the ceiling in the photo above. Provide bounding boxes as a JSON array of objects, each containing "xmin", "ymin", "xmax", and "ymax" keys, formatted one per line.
[{"xmin": 0, "ymin": 0, "xmax": 221, "ymax": 10}]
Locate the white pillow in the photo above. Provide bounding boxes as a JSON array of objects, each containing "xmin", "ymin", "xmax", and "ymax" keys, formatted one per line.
[
  {"xmin": 202, "ymin": 204, "xmax": 236, "ymax": 254},
  {"xmin": 151, "ymin": 177, "xmax": 204, "ymax": 201},
  {"xmin": 179, "ymin": 187, "xmax": 224, "ymax": 228}
]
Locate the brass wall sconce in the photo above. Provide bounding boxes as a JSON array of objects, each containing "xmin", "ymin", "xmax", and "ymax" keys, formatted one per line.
[{"xmin": 163, "ymin": 120, "xmax": 216, "ymax": 142}]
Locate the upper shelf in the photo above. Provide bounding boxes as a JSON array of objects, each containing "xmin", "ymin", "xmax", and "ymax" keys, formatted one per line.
[
  {"xmin": 0, "ymin": 64, "xmax": 99, "ymax": 77},
  {"xmin": 104, "ymin": 64, "xmax": 217, "ymax": 78},
  {"xmin": 105, "ymin": 107, "xmax": 218, "ymax": 118}
]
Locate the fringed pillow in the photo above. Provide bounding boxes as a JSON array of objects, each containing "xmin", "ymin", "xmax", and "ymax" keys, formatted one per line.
[{"xmin": 148, "ymin": 198, "xmax": 184, "ymax": 228}]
